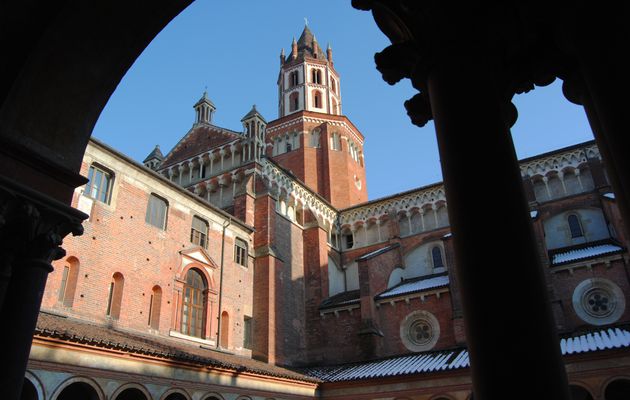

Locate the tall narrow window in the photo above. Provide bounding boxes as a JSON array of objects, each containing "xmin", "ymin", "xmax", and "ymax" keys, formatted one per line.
[
  {"xmin": 85, "ymin": 164, "xmax": 113, "ymax": 204},
  {"xmin": 220, "ymin": 311, "xmax": 230, "ymax": 348},
  {"xmin": 311, "ymin": 69, "xmax": 322, "ymax": 84},
  {"xmin": 289, "ymin": 92, "xmax": 299, "ymax": 112},
  {"xmin": 432, "ymin": 246, "xmax": 444, "ymax": 269},
  {"xmin": 313, "ymin": 91, "xmax": 322, "ymax": 108},
  {"xmin": 148, "ymin": 285, "xmax": 162, "ymax": 330},
  {"xmin": 106, "ymin": 272, "xmax": 124, "ymax": 320},
  {"xmin": 289, "ymin": 71, "xmax": 298, "ymax": 87},
  {"xmin": 146, "ymin": 194, "xmax": 168, "ymax": 230},
  {"xmin": 568, "ymin": 214, "xmax": 584, "ymax": 238},
  {"xmin": 243, "ymin": 316, "xmax": 253, "ymax": 349},
  {"xmin": 191, "ymin": 216, "xmax": 209, "ymax": 248},
  {"xmin": 235, "ymin": 238, "xmax": 248, "ymax": 266},
  {"xmin": 181, "ymin": 269, "xmax": 207, "ymax": 338},
  {"xmin": 331, "ymin": 78, "xmax": 337, "ymax": 93},
  {"xmin": 58, "ymin": 256, "xmax": 80, "ymax": 307},
  {"xmin": 330, "ymin": 133, "xmax": 341, "ymax": 151}
]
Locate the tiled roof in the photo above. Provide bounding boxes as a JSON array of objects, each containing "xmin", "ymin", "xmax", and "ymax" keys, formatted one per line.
[
  {"xmin": 303, "ymin": 349, "xmax": 470, "ymax": 382},
  {"xmin": 143, "ymin": 145, "xmax": 164, "ymax": 163},
  {"xmin": 355, "ymin": 244, "xmax": 399, "ymax": 262},
  {"xmin": 561, "ymin": 327, "xmax": 630, "ymax": 355},
  {"xmin": 550, "ymin": 241, "xmax": 624, "ymax": 265},
  {"xmin": 302, "ymin": 326, "xmax": 630, "ymax": 382},
  {"xmin": 34, "ymin": 312, "xmax": 317, "ymax": 382},
  {"xmin": 160, "ymin": 125, "xmax": 242, "ymax": 168},
  {"xmin": 241, "ymin": 105, "xmax": 266, "ymax": 123},
  {"xmin": 376, "ymin": 273, "xmax": 450, "ymax": 300},
  {"xmin": 319, "ymin": 290, "xmax": 360, "ymax": 310},
  {"xmin": 286, "ymin": 26, "xmax": 327, "ymax": 61}
]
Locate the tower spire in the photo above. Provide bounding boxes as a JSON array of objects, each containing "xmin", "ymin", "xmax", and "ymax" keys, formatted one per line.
[{"xmin": 193, "ymin": 91, "xmax": 216, "ymax": 125}]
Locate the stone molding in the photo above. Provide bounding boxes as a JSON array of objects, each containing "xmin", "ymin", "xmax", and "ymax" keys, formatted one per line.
[{"xmin": 520, "ymin": 144, "xmax": 600, "ymax": 178}]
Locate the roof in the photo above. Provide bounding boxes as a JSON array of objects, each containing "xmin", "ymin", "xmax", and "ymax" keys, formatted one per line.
[
  {"xmin": 143, "ymin": 145, "xmax": 164, "ymax": 163},
  {"xmin": 241, "ymin": 104, "xmax": 267, "ymax": 123},
  {"xmin": 319, "ymin": 290, "xmax": 360, "ymax": 310},
  {"xmin": 35, "ymin": 311, "xmax": 317, "ymax": 383},
  {"xmin": 160, "ymin": 125, "xmax": 242, "ymax": 168},
  {"xmin": 355, "ymin": 243, "xmax": 400, "ymax": 262},
  {"xmin": 302, "ymin": 326, "xmax": 630, "ymax": 382},
  {"xmin": 193, "ymin": 91, "xmax": 215, "ymax": 109},
  {"xmin": 286, "ymin": 25, "xmax": 327, "ymax": 61},
  {"xmin": 549, "ymin": 240, "xmax": 625, "ymax": 266},
  {"xmin": 376, "ymin": 273, "xmax": 450, "ymax": 300}
]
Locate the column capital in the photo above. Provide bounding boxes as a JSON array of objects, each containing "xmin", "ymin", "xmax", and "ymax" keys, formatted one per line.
[{"xmin": 0, "ymin": 177, "xmax": 86, "ymax": 264}]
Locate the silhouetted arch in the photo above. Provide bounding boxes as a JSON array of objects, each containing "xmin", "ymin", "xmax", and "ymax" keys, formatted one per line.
[
  {"xmin": 604, "ymin": 378, "xmax": 630, "ymax": 400},
  {"xmin": 112, "ymin": 385, "xmax": 150, "ymax": 400},
  {"xmin": 161, "ymin": 389, "xmax": 190, "ymax": 400},
  {"xmin": 54, "ymin": 380, "xmax": 102, "ymax": 400},
  {"xmin": 20, "ymin": 378, "xmax": 37, "ymax": 400},
  {"xmin": 570, "ymin": 384, "xmax": 594, "ymax": 400}
]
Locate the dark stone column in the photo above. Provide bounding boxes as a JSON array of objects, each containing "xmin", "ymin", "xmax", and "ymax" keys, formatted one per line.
[
  {"xmin": 424, "ymin": 54, "xmax": 570, "ymax": 400},
  {"xmin": 0, "ymin": 177, "xmax": 85, "ymax": 400}
]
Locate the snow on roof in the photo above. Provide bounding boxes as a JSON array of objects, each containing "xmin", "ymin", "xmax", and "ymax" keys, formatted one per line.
[
  {"xmin": 376, "ymin": 274, "xmax": 450, "ymax": 300},
  {"xmin": 603, "ymin": 192, "xmax": 615, "ymax": 200},
  {"xmin": 355, "ymin": 244, "xmax": 399, "ymax": 262},
  {"xmin": 302, "ymin": 327, "xmax": 630, "ymax": 382},
  {"xmin": 561, "ymin": 327, "xmax": 630, "ymax": 355},
  {"xmin": 551, "ymin": 243, "xmax": 623, "ymax": 265},
  {"xmin": 303, "ymin": 348, "xmax": 469, "ymax": 382}
]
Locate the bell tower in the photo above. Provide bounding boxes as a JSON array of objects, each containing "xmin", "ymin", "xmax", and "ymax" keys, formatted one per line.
[
  {"xmin": 278, "ymin": 26, "xmax": 342, "ymax": 118},
  {"xmin": 267, "ymin": 26, "xmax": 367, "ymax": 209}
]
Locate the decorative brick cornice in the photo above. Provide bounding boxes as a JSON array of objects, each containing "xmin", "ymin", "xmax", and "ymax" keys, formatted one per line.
[
  {"xmin": 520, "ymin": 144, "xmax": 600, "ymax": 178},
  {"xmin": 258, "ymin": 159, "xmax": 337, "ymax": 226}
]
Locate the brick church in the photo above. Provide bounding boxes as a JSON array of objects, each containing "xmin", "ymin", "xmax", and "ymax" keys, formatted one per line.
[{"xmin": 25, "ymin": 26, "xmax": 630, "ymax": 400}]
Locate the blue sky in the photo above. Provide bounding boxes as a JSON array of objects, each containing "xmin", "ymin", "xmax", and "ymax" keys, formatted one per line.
[{"xmin": 93, "ymin": 0, "xmax": 594, "ymax": 200}]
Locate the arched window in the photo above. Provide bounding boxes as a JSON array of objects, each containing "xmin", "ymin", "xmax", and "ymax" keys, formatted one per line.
[
  {"xmin": 331, "ymin": 78, "xmax": 337, "ymax": 93},
  {"xmin": 289, "ymin": 71, "xmax": 298, "ymax": 87},
  {"xmin": 235, "ymin": 238, "xmax": 248, "ymax": 266},
  {"xmin": 568, "ymin": 214, "xmax": 584, "ymax": 238},
  {"xmin": 106, "ymin": 272, "xmax": 124, "ymax": 319},
  {"xmin": 310, "ymin": 129, "xmax": 320, "ymax": 147},
  {"xmin": 148, "ymin": 285, "xmax": 162, "ymax": 330},
  {"xmin": 432, "ymin": 246, "xmax": 444, "ymax": 269},
  {"xmin": 311, "ymin": 69, "xmax": 322, "ymax": 84},
  {"xmin": 330, "ymin": 133, "xmax": 341, "ymax": 151},
  {"xmin": 313, "ymin": 91, "xmax": 322, "ymax": 108},
  {"xmin": 85, "ymin": 164, "xmax": 114, "ymax": 204},
  {"xmin": 181, "ymin": 268, "xmax": 207, "ymax": 338},
  {"xmin": 331, "ymin": 98, "xmax": 338, "ymax": 115},
  {"xmin": 191, "ymin": 216, "xmax": 208, "ymax": 248},
  {"xmin": 289, "ymin": 92, "xmax": 299, "ymax": 112},
  {"xmin": 58, "ymin": 256, "xmax": 80, "ymax": 307},
  {"xmin": 145, "ymin": 193, "xmax": 168, "ymax": 230},
  {"xmin": 285, "ymin": 136, "xmax": 292, "ymax": 152},
  {"xmin": 220, "ymin": 311, "xmax": 230, "ymax": 348}
]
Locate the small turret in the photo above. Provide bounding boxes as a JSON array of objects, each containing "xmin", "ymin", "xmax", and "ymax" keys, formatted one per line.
[
  {"xmin": 280, "ymin": 48, "xmax": 285, "ymax": 65},
  {"xmin": 143, "ymin": 145, "xmax": 164, "ymax": 170},
  {"xmin": 193, "ymin": 91, "xmax": 216, "ymax": 125},
  {"xmin": 327, "ymin": 43, "xmax": 333, "ymax": 63},
  {"xmin": 291, "ymin": 37, "xmax": 298, "ymax": 60},
  {"xmin": 312, "ymin": 36, "xmax": 319, "ymax": 59},
  {"xmin": 241, "ymin": 105, "xmax": 267, "ymax": 162}
]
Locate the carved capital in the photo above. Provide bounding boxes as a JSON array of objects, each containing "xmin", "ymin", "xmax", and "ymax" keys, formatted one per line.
[{"xmin": 0, "ymin": 177, "xmax": 86, "ymax": 266}]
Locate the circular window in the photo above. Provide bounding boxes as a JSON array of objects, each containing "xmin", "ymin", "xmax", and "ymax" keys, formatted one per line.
[
  {"xmin": 573, "ymin": 278, "xmax": 625, "ymax": 326},
  {"xmin": 401, "ymin": 310, "xmax": 440, "ymax": 352}
]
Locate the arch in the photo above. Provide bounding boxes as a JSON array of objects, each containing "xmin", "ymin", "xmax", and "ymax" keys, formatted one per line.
[
  {"xmin": 567, "ymin": 213, "xmax": 584, "ymax": 238},
  {"xmin": 112, "ymin": 384, "xmax": 150, "ymax": 400},
  {"xmin": 220, "ymin": 311, "xmax": 230, "ymax": 348},
  {"xmin": 431, "ymin": 245, "xmax": 445, "ymax": 270},
  {"xmin": 52, "ymin": 376, "xmax": 104, "ymax": 400},
  {"xmin": 331, "ymin": 97, "xmax": 339, "ymax": 115},
  {"xmin": 106, "ymin": 272, "xmax": 125, "ymax": 319},
  {"xmin": 289, "ymin": 92, "xmax": 299, "ymax": 112},
  {"xmin": 148, "ymin": 285, "xmax": 162, "ymax": 330},
  {"xmin": 569, "ymin": 384, "xmax": 594, "ymax": 400},
  {"xmin": 313, "ymin": 90, "xmax": 322, "ymax": 109},
  {"xmin": 58, "ymin": 256, "xmax": 80, "ymax": 307},
  {"xmin": 181, "ymin": 268, "xmax": 207, "ymax": 338},
  {"xmin": 23, "ymin": 371, "xmax": 44, "ymax": 400},
  {"xmin": 160, "ymin": 389, "xmax": 190, "ymax": 400},
  {"xmin": 200, "ymin": 393, "xmax": 225, "ymax": 400},
  {"xmin": 604, "ymin": 378, "xmax": 630, "ymax": 400}
]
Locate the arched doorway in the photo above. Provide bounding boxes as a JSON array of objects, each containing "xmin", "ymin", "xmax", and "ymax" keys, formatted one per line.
[
  {"xmin": 569, "ymin": 385, "xmax": 594, "ymax": 400},
  {"xmin": 114, "ymin": 388, "xmax": 148, "ymax": 400},
  {"xmin": 604, "ymin": 379, "xmax": 630, "ymax": 400},
  {"xmin": 56, "ymin": 382, "xmax": 100, "ymax": 400}
]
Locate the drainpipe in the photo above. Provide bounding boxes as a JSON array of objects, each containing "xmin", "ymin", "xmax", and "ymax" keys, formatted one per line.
[{"xmin": 216, "ymin": 218, "xmax": 231, "ymax": 348}]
